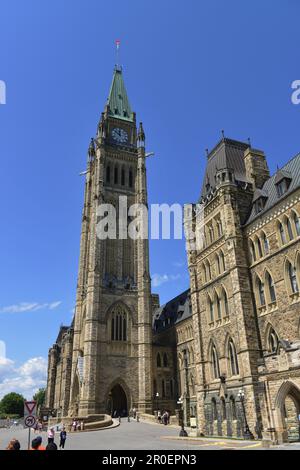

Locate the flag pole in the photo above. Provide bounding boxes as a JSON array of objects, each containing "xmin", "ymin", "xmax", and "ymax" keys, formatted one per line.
[{"xmin": 115, "ymin": 39, "xmax": 120, "ymax": 67}]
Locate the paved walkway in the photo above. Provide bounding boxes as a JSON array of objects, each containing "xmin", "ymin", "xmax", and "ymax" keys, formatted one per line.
[{"xmin": 0, "ymin": 420, "xmax": 297, "ymax": 450}]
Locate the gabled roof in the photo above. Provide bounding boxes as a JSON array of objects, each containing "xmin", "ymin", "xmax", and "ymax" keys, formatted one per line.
[
  {"xmin": 107, "ymin": 66, "xmax": 134, "ymax": 122},
  {"xmin": 246, "ymin": 152, "xmax": 300, "ymax": 225},
  {"xmin": 199, "ymin": 138, "xmax": 250, "ymax": 200},
  {"xmin": 253, "ymin": 188, "xmax": 268, "ymax": 202},
  {"xmin": 153, "ymin": 289, "xmax": 191, "ymax": 333},
  {"xmin": 274, "ymin": 169, "xmax": 292, "ymax": 185}
]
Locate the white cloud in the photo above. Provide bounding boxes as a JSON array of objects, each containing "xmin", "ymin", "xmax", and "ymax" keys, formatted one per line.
[
  {"xmin": 0, "ymin": 356, "xmax": 47, "ymax": 400},
  {"xmin": 0, "ymin": 301, "xmax": 62, "ymax": 314},
  {"xmin": 172, "ymin": 261, "xmax": 185, "ymax": 268},
  {"xmin": 152, "ymin": 273, "xmax": 181, "ymax": 288}
]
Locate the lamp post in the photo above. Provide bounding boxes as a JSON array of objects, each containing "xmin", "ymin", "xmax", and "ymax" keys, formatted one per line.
[
  {"xmin": 177, "ymin": 396, "xmax": 188, "ymax": 437},
  {"xmin": 155, "ymin": 392, "xmax": 159, "ymax": 419},
  {"xmin": 238, "ymin": 389, "xmax": 254, "ymax": 440}
]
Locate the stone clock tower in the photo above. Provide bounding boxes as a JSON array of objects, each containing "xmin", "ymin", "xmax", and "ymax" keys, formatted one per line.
[{"xmin": 68, "ymin": 66, "xmax": 153, "ymax": 416}]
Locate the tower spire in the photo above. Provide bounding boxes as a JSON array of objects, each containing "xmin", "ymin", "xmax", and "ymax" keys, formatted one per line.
[{"xmin": 106, "ymin": 65, "xmax": 134, "ymax": 122}]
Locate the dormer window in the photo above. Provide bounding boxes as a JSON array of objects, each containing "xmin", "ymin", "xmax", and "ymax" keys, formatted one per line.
[
  {"xmin": 275, "ymin": 170, "xmax": 292, "ymax": 198},
  {"xmin": 255, "ymin": 197, "xmax": 266, "ymax": 214},
  {"xmin": 276, "ymin": 179, "xmax": 289, "ymax": 197},
  {"xmin": 253, "ymin": 189, "xmax": 268, "ymax": 214}
]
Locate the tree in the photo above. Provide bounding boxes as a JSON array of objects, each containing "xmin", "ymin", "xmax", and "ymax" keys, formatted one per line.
[
  {"xmin": 0, "ymin": 392, "xmax": 25, "ymax": 417},
  {"xmin": 33, "ymin": 388, "xmax": 46, "ymax": 408}
]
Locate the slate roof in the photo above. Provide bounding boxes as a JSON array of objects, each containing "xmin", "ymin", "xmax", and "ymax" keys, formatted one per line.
[
  {"xmin": 246, "ymin": 152, "xmax": 300, "ymax": 225},
  {"xmin": 153, "ymin": 289, "xmax": 191, "ymax": 333},
  {"xmin": 199, "ymin": 138, "xmax": 250, "ymax": 200},
  {"xmin": 107, "ymin": 66, "xmax": 134, "ymax": 122}
]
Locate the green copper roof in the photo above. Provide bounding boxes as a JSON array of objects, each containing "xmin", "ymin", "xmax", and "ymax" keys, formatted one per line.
[{"xmin": 107, "ymin": 66, "xmax": 134, "ymax": 121}]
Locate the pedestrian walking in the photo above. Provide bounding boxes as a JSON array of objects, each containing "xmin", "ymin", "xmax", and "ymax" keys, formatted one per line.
[
  {"xmin": 133, "ymin": 407, "xmax": 137, "ymax": 419},
  {"xmin": 47, "ymin": 426, "xmax": 55, "ymax": 444},
  {"xmin": 59, "ymin": 427, "xmax": 67, "ymax": 449},
  {"xmin": 157, "ymin": 410, "xmax": 161, "ymax": 423}
]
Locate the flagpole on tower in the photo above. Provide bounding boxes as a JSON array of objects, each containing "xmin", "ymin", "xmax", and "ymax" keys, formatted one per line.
[{"xmin": 115, "ymin": 39, "xmax": 121, "ymax": 68}]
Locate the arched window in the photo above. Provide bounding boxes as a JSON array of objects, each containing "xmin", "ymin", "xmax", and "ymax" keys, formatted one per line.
[
  {"xmin": 202, "ymin": 263, "xmax": 207, "ymax": 283},
  {"xmin": 228, "ymin": 339, "xmax": 239, "ymax": 376},
  {"xmin": 111, "ymin": 306, "xmax": 127, "ymax": 341},
  {"xmin": 216, "ymin": 294, "xmax": 221, "ymax": 319},
  {"xmin": 206, "ymin": 261, "xmax": 211, "ymax": 281},
  {"xmin": 121, "ymin": 167, "xmax": 125, "ymax": 186},
  {"xmin": 266, "ymin": 271, "xmax": 276, "ymax": 303},
  {"xmin": 293, "ymin": 211, "xmax": 300, "ymax": 237},
  {"xmin": 211, "ymin": 345, "xmax": 220, "ymax": 379},
  {"xmin": 223, "ymin": 289, "xmax": 229, "ymax": 317},
  {"xmin": 208, "ymin": 296, "xmax": 214, "ymax": 323},
  {"xmin": 163, "ymin": 353, "xmax": 168, "ymax": 368},
  {"xmin": 257, "ymin": 277, "xmax": 266, "ymax": 306},
  {"xmin": 268, "ymin": 327, "xmax": 279, "ymax": 353},
  {"xmin": 217, "ymin": 220, "xmax": 223, "ymax": 237},
  {"xmin": 220, "ymin": 251, "xmax": 226, "ymax": 272},
  {"xmin": 221, "ymin": 398, "xmax": 226, "ymax": 421},
  {"xmin": 106, "ymin": 165, "xmax": 111, "ymax": 183},
  {"xmin": 249, "ymin": 240, "xmax": 256, "ymax": 263},
  {"xmin": 288, "ymin": 262, "xmax": 299, "ymax": 293},
  {"xmin": 114, "ymin": 165, "xmax": 119, "ymax": 184},
  {"xmin": 263, "ymin": 233, "xmax": 269, "ymax": 255},
  {"xmin": 230, "ymin": 396, "xmax": 237, "ymax": 420},
  {"xmin": 212, "ymin": 397, "xmax": 218, "ymax": 421},
  {"xmin": 216, "ymin": 254, "xmax": 220, "ymax": 275},
  {"xmin": 279, "ymin": 222, "xmax": 287, "ymax": 245},
  {"xmin": 257, "ymin": 237, "xmax": 263, "ymax": 258},
  {"xmin": 157, "ymin": 353, "xmax": 162, "ymax": 368},
  {"xmin": 129, "ymin": 169, "xmax": 133, "ymax": 188},
  {"xmin": 208, "ymin": 225, "xmax": 214, "ymax": 244},
  {"xmin": 286, "ymin": 217, "xmax": 294, "ymax": 241}
]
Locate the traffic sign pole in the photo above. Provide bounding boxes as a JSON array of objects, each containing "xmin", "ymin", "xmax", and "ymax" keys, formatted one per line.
[{"xmin": 27, "ymin": 426, "xmax": 31, "ymax": 450}]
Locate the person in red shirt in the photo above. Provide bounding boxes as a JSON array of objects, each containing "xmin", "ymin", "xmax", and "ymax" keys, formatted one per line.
[{"xmin": 30, "ymin": 436, "xmax": 46, "ymax": 450}]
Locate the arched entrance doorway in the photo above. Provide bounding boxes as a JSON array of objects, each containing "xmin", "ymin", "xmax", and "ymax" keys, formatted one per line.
[
  {"xmin": 110, "ymin": 384, "xmax": 128, "ymax": 417},
  {"xmin": 275, "ymin": 381, "xmax": 300, "ymax": 442},
  {"xmin": 283, "ymin": 395, "xmax": 300, "ymax": 442}
]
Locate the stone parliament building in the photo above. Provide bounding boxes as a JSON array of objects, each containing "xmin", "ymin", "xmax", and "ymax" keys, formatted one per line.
[{"xmin": 46, "ymin": 65, "xmax": 300, "ymax": 443}]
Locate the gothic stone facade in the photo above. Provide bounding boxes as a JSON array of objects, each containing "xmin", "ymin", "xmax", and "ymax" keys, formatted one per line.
[{"xmin": 46, "ymin": 67, "xmax": 300, "ymax": 443}]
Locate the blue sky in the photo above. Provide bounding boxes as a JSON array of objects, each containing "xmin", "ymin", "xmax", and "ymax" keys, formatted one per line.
[{"xmin": 0, "ymin": 0, "xmax": 299, "ymax": 398}]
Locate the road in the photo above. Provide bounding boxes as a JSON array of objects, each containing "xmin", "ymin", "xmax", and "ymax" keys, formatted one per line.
[{"xmin": 0, "ymin": 420, "xmax": 298, "ymax": 450}]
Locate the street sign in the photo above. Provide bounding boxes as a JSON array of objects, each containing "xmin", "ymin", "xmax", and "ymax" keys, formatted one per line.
[
  {"xmin": 24, "ymin": 400, "xmax": 37, "ymax": 417},
  {"xmin": 24, "ymin": 415, "xmax": 36, "ymax": 428}
]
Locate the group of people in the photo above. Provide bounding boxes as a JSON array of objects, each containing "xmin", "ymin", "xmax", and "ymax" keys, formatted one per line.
[
  {"xmin": 72, "ymin": 419, "xmax": 83, "ymax": 431},
  {"xmin": 157, "ymin": 410, "xmax": 170, "ymax": 425},
  {"xmin": 5, "ymin": 426, "xmax": 67, "ymax": 450}
]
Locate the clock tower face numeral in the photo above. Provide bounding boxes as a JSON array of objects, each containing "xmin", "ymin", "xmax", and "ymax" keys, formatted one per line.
[{"xmin": 112, "ymin": 127, "xmax": 128, "ymax": 144}]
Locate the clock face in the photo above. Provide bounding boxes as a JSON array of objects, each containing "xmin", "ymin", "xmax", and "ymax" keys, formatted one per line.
[{"xmin": 111, "ymin": 127, "xmax": 128, "ymax": 144}]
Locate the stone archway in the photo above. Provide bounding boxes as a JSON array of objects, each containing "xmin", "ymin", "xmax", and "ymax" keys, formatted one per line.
[
  {"xmin": 110, "ymin": 384, "xmax": 128, "ymax": 417},
  {"xmin": 274, "ymin": 381, "xmax": 300, "ymax": 442}
]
